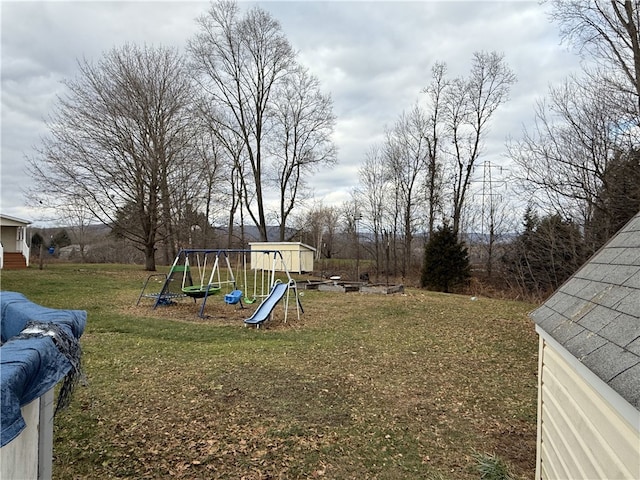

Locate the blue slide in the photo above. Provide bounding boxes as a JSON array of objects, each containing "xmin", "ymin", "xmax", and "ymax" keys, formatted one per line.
[{"xmin": 244, "ymin": 282, "xmax": 288, "ymax": 326}]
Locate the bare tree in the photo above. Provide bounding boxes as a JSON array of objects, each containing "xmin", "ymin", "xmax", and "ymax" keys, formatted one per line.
[
  {"xmin": 507, "ymin": 73, "xmax": 637, "ymax": 251},
  {"xmin": 384, "ymin": 104, "xmax": 429, "ymax": 276},
  {"xmin": 28, "ymin": 44, "xmax": 197, "ymax": 270},
  {"xmin": 302, "ymin": 202, "xmax": 340, "ymax": 260},
  {"xmin": 506, "ymin": 1, "xmax": 640, "ymax": 254},
  {"xmin": 444, "ymin": 51, "xmax": 516, "ymax": 236},
  {"xmin": 59, "ymin": 203, "xmax": 98, "ymax": 262},
  {"xmin": 422, "ymin": 62, "xmax": 448, "ymax": 236},
  {"xmin": 191, "ymin": 126, "xmax": 228, "ymax": 248},
  {"xmin": 269, "ymin": 66, "xmax": 337, "ymax": 241},
  {"xmin": 304, "ymin": 204, "xmax": 327, "ymax": 260},
  {"xmin": 340, "ymin": 197, "xmax": 363, "ymax": 279},
  {"xmin": 189, "ymin": 0, "xmax": 296, "ymax": 241},
  {"xmin": 550, "ymin": 0, "xmax": 640, "ymax": 116},
  {"xmin": 322, "ymin": 206, "xmax": 342, "ymax": 259},
  {"xmin": 353, "ymin": 146, "xmax": 392, "ymax": 280}
]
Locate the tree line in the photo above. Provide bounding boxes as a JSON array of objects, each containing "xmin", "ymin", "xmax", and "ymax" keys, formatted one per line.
[
  {"xmin": 28, "ymin": 1, "xmax": 640, "ymax": 299},
  {"xmin": 503, "ymin": 0, "xmax": 640, "ymax": 296},
  {"xmin": 351, "ymin": 0, "xmax": 640, "ymax": 296},
  {"xmin": 29, "ymin": 0, "xmax": 336, "ymax": 271}
]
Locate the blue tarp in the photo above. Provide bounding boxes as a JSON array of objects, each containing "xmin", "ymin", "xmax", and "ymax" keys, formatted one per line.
[
  {"xmin": 1, "ymin": 291, "xmax": 85, "ymax": 343},
  {"xmin": 0, "ymin": 291, "xmax": 86, "ymax": 447}
]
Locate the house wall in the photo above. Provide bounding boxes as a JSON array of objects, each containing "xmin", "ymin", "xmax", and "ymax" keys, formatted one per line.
[
  {"xmin": 536, "ymin": 334, "xmax": 640, "ymax": 480},
  {"xmin": 1, "ymin": 226, "xmax": 18, "ymax": 253}
]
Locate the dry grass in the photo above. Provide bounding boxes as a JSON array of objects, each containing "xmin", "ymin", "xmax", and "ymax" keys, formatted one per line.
[{"xmin": 1, "ymin": 264, "xmax": 539, "ymax": 479}]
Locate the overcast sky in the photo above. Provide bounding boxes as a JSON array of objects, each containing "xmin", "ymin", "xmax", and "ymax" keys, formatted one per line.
[{"xmin": 1, "ymin": 0, "xmax": 582, "ymax": 226}]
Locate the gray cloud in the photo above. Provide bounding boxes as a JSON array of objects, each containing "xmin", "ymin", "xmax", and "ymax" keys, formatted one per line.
[{"xmin": 1, "ymin": 1, "xmax": 581, "ymax": 224}]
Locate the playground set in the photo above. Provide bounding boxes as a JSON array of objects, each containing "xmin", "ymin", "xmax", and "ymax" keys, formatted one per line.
[{"xmin": 137, "ymin": 248, "xmax": 302, "ymax": 328}]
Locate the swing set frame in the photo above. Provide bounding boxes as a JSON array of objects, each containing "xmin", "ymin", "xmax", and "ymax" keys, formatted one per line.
[{"xmin": 150, "ymin": 248, "xmax": 301, "ymax": 319}]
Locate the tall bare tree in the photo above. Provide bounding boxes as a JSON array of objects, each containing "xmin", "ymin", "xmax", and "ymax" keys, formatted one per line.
[
  {"xmin": 550, "ymin": 0, "xmax": 640, "ymax": 116},
  {"xmin": 384, "ymin": 104, "xmax": 429, "ymax": 276},
  {"xmin": 302, "ymin": 202, "xmax": 341, "ymax": 260},
  {"xmin": 509, "ymin": 76, "xmax": 617, "ymax": 216},
  {"xmin": 28, "ymin": 44, "xmax": 197, "ymax": 270},
  {"xmin": 191, "ymin": 126, "xmax": 227, "ymax": 248},
  {"xmin": 507, "ymin": 1, "xmax": 640, "ymax": 254},
  {"xmin": 444, "ymin": 51, "xmax": 516, "ymax": 235},
  {"xmin": 353, "ymin": 146, "xmax": 392, "ymax": 279},
  {"xmin": 195, "ymin": 103, "xmax": 247, "ymax": 248},
  {"xmin": 189, "ymin": 0, "xmax": 296, "ymax": 241},
  {"xmin": 422, "ymin": 62, "xmax": 448, "ymax": 236},
  {"xmin": 270, "ymin": 65, "xmax": 337, "ymax": 240}
]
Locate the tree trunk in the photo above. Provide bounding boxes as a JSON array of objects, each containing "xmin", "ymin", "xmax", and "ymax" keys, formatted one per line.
[{"xmin": 144, "ymin": 244, "xmax": 156, "ymax": 271}]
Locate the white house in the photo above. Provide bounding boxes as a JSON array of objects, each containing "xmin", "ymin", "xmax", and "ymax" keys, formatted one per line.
[
  {"xmin": 530, "ymin": 211, "xmax": 640, "ymax": 479},
  {"xmin": 0, "ymin": 214, "xmax": 31, "ymax": 269}
]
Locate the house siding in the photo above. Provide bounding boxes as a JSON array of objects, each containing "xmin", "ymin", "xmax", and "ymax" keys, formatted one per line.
[
  {"xmin": 537, "ymin": 337, "xmax": 640, "ymax": 480},
  {"xmin": 0, "ymin": 227, "xmax": 18, "ymax": 253}
]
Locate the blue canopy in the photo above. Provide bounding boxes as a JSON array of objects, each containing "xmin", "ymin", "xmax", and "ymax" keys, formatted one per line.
[{"xmin": 1, "ymin": 291, "xmax": 86, "ymax": 447}]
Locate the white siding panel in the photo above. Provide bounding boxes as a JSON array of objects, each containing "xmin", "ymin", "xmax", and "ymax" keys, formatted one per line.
[
  {"xmin": 250, "ymin": 243, "xmax": 295, "ymax": 272},
  {"xmin": 538, "ymin": 341, "xmax": 640, "ymax": 479},
  {"xmin": 540, "ymin": 436, "xmax": 568, "ymax": 480},
  {"xmin": 542, "ymin": 422, "xmax": 569, "ymax": 479},
  {"xmin": 249, "ymin": 242, "xmax": 315, "ymax": 273},
  {"xmin": 541, "ymin": 371, "xmax": 602, "ymax": 478},
  {"xmin": 546, "ymin": 346, "xmax": 637, "ymax": 473}
]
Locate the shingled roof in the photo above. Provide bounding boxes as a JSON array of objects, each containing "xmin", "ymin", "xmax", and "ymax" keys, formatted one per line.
[{"xmin": 530, "ymin": 211, "xmax": 640, "ymax": 411}]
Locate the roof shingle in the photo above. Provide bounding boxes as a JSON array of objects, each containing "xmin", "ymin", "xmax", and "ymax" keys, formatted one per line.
[{"xmin": 531, "ymin": 211, "xmax": 640, "ymax": 411}]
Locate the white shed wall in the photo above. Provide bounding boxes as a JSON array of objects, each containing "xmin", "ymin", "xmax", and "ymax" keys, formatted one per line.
[
  {"xmin": 249, "ymin": 243, "xmax": 315, "ymax": 274},
  {"xmin": 536, "ymin": 336, "xmax": 640, "ymax": 480}
]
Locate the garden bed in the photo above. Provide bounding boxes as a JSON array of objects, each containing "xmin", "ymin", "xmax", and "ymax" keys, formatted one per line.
[{"xmin": 359, "ymin": 283, "xmax": 405, "ymax": 294}]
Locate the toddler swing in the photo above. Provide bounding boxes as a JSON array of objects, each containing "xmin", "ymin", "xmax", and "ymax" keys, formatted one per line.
[{"xmin": 224, "ymin": 252, "xmax": 244, "ymax": 306}]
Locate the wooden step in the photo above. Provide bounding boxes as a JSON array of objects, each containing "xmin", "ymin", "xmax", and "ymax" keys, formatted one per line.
[{"xmin": 2, "ymin": 252, "xmax": 27, "ymax": 269}]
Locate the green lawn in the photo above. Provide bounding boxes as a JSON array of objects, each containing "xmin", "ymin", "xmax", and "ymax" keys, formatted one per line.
[{"xmin": 1, "ymin": 264, "xmax": 539, "ymax": 479}]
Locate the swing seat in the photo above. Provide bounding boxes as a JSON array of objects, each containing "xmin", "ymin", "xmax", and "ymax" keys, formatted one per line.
[
  {"xmin": 243, "ymin": 296, "xmax": 257, "ymax": 304},
  {"xmin": 182, "ymin": 284, "xmax": 221, "ymax": 298},
  {"xmin": 224, "ymin": 289, "xmax": 243, "ymax": 305}
]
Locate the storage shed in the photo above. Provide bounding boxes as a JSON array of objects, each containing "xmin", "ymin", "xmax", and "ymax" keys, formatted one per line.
[
  {"xmin": 249, "ymin": 242, "xmax": 315, "ymax": 274},
  {"xmin": 530, "ymin": 211, "xmax": 640, "ymax": 479}
]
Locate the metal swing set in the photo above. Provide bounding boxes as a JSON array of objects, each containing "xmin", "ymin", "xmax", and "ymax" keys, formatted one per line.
[{"xmin": 138, "ymin": 248, "xmax": 302, "ymax": 323}]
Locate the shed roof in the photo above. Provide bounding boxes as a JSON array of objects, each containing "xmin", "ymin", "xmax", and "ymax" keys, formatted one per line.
[
  {"xmin": 530, "ymin": 211, "xmax": 640, "ymax": 411},
  {"xmin": 249, "ymin": 241, "xmax": 316, "ymax": 252}
]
